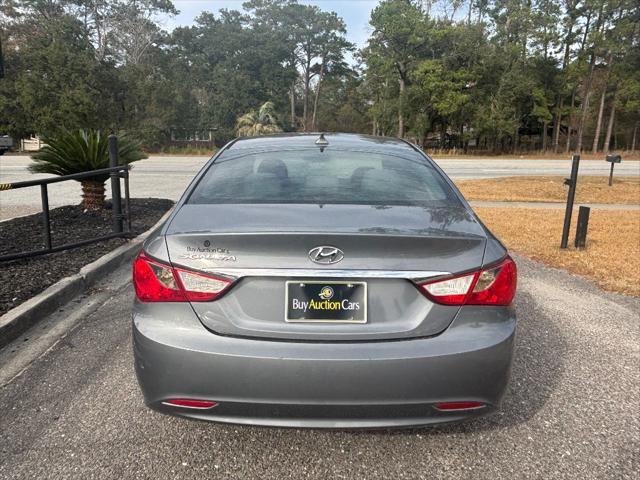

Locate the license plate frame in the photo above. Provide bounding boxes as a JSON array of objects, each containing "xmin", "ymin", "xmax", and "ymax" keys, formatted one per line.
[{"xmin": 285, "ymin": 280, "xmax": 367, "ymax": 323}]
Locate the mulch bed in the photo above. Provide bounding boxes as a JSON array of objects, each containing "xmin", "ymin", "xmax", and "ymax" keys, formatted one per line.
[{"xmin": 0, "ymin": 198, "xmax": 174, "ymax": 316}]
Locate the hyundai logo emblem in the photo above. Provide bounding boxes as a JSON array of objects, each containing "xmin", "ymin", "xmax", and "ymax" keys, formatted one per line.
[{"xmin": 308, "ymin": 246, "xmax": 344, "ymax": 265}]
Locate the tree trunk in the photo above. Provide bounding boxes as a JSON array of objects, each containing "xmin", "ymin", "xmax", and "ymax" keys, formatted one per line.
[
  {"xmin": 631, "ymin": 122, "xmax": 638, "ymax": 151},
  {"xmin": 565, "ymin": 89, "xmax": 576, "ymax": 152},
  {"xmin": 576, "ymin": 5, "xmax": 604, "ymax": 153},
  {"xmin": 591, "ymin": 85, "xmax": 607, "ymax": 153},
  {"xmin": 603, "ymin": 90, "xmax": 617, "ymax": 153},
  {"xmin": 81, "ymin": 180, "xmax": 106, "ymax": 210},
  {"xmin": 575, "ymin": 57, "xmax": 595, "ymax": 152},
  {"xmin": 542, "ymin": 121, "xmax": 548, "ymax": 151},
  {"xmin": 302, "ymin": 52, "xmax": 311, "ymax": 132},
  {"xmin": 311, "ymin": 58, "xmax": 325, "ymax": 131},
  {"xmin": 0, "ymin": 36, "xmax": 4, "ymax": 79},
  {"xmin": 592, "ymin": 55, "xmax": 613, "ymax": 153},
  {"xmin": 552, "ymin": 97, "xmax": 563, "ymax": 152},
  {"xmin": 550, "ymin": 3, "xmax": 577, "ymax": 153},
  {"xmin": 303, "ymin": 78, "xmax": 309, "ymax": 132},
  {"xmin": 398, "ymin": 76, "xmax": 405, "ymax": 138},
  {"xmin": 289, "ymin": 82, "xmax": 296, "ymax": 129}
]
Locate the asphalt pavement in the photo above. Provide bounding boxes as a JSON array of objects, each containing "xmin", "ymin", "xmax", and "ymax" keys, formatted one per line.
[
  {"xmin": 2, "ymin": 155, "xmax": 639, "ymax": 220},
  {"xmin": 0, "ymin": 256, "xmax": 638, "ymax": 479}
]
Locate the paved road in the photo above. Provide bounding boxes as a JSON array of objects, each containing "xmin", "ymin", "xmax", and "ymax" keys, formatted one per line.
[
  {"xmin": 2, "ymin": 155, "xmax": 639, "ymax": 220},
  {"xmin": 0, "ymin": 257, "xmax": 638, "ymax": 479}
]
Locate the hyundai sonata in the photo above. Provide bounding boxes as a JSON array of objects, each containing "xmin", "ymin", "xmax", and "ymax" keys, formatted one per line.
[{"xmin": 132, "ymin": 133, "xmax": 516, "ymax": 428}]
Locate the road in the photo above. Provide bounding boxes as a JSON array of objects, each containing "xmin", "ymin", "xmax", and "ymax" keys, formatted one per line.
[
  {"xmin": 2, "ymin": 155, "xmax": 639, "ymax": 220},
  {"xmin": 0, "ymin": 256, "xmax": 638, "ymax": 479}
]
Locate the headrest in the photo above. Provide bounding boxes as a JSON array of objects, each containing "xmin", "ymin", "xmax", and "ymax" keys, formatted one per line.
[{"xmin": 257, "ymin": 158, "xmax": 288, "ymax": 179}]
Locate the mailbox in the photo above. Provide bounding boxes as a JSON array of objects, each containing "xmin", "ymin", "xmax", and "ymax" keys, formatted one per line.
[{"xmin": 606, "ymin": 154, "xmax": 622, "ymax": 186}]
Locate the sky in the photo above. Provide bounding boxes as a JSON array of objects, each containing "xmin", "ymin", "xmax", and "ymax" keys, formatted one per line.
[{"xmin": 165, "ymin": 0, "xmax": 379, "ymax": 52}]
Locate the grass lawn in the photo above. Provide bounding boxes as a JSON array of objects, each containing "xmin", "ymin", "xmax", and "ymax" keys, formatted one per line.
[
  {"xmin": 476, "ymin": 207, "xmax": 640, "ymax": 296},
  {"xmin": 458, "ymin": 176, "xmax": 640, "ymax": 205}
]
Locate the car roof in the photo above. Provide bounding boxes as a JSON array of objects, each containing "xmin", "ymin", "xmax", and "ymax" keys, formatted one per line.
[{"xmin": 225, "ymin": 133, "xmax": 421, "ymax": 158}]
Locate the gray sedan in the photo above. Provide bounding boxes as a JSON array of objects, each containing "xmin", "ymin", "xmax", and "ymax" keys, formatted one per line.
[{"xmin": 132, "ymin": 133, "xmax": 517, "ymax": 428}]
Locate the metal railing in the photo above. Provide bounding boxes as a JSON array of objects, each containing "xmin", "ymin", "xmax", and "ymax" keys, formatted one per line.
[{"xmin": 0, "ymin": 165, "xmax": 132, "ymax": 262}]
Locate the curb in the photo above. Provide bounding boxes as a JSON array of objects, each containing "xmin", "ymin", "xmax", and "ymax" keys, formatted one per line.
[{"xmin": 0, "ymin": 209, "xmax": 172, "ymax": 349}]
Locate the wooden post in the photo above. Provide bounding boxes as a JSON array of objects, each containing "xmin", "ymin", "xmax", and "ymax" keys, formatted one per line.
[{"xmin": 561, "ymin": 155, "xmax": 580, "ymax": 249}]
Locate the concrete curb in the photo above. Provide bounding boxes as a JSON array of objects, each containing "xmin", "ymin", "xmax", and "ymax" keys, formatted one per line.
[{"xmin": 0, "ymin": 209, "xmax": 172, "ymax": 349}]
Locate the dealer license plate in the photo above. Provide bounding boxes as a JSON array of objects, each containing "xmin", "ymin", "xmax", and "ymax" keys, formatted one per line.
[{"xmin": 285, "ymin": 281, "xmax": 367, "ymax": 323}]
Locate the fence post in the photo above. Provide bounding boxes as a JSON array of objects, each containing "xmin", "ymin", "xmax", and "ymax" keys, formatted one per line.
[
  {"xmin": 108, "ymin": 133, "xmax": 123, "ymax": 234},
  {"xmin": 560, "ymin": 154, "xmax": 580, "ymax": 249},
  {"xmin": 40, "ymin": 184, "xmax": 52, "ymax": 250}
]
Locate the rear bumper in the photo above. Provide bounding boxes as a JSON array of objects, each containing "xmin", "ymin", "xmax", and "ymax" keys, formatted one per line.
[{"xmin": 133, "ymin": 302, "xmax": 516, "ymax": 428}]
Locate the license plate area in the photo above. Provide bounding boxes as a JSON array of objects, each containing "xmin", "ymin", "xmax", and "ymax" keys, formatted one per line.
[{"xmin": 285, "ymin": 281, "xmax": 367, "ymax": 323}]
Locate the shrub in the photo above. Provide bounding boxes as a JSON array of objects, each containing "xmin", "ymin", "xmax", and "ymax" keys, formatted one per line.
[{"xmin": 29, "ymin": 130, "xmax": 147, "ymax": 209}]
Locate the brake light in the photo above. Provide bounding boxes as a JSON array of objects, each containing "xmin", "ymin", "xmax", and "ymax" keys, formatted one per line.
[
  {"xmin": 434, "ymin": 401, "xmax": 485, "ymax": 411},
  {"xmin": 132, "ymin": 252, "xmax": 233, "ymax": 302},
  {"xmin": 132, "ymin": 254, "xmax": 185, "ymax": 302},
  {"xmin": 419, "ymin": 256, "xmax": 516, "ymax": 306},
  {"xmin": 162, "ymin": 399, "xmax": 218, "ymax": 409}
]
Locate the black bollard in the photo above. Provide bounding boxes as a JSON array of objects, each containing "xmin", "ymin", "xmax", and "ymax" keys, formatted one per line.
[{"xmin": 574, "ymin": 206, "xmax": 590, "ymax": 249}]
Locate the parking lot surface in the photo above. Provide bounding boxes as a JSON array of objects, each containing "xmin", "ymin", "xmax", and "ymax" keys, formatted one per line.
[{"xmin": 0, "ymin": 256, "xmax": 638, "ymax": 479}]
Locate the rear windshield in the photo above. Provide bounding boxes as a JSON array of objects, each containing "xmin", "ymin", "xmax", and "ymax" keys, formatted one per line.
[{"xmin": 188, "ymin": 149, "xmax": 461, "ymax": 207}]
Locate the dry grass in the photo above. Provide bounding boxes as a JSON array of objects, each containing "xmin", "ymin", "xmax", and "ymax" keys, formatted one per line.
[
  {"xmin": 476, "ymin": 207, "xmax": 640, "ymax": 296},
  {"xmin": 458, "ymin": 176, "xmax": 640, "ymax": 204},
  {"xmin": 430, "ymin": 150, "xmax": 640, "ymax": 160}
]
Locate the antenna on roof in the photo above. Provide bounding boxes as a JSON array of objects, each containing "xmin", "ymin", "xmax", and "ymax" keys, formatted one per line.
[{"xmin": 315, "ymin": 133, "xmax": 329, "ymax": 152}]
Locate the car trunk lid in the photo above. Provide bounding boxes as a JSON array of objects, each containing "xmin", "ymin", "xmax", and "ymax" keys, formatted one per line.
[{"xmin": 165, "ymin": 203, "xmax": 487, "ymax": 341}]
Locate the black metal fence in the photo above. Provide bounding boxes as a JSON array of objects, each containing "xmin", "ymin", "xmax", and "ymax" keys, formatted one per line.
[{"xmin": 0, "ymin": 165, "xmax": 132, "ymax": 262}]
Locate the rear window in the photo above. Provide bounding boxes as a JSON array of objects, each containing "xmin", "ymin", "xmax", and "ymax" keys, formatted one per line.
[{"xmin": 188, "ymin": 149, "xmax": 460, "ymax": 207}]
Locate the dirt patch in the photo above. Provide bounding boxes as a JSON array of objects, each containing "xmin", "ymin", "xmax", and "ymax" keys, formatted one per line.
[
  {"xmin": 458, "ymin": 176, "xmax": 640, "ymax": 204},
  {"xmin": 476, "ymin": 207, "xmax": 640, "ymax": 296},
  {"xmin": 0, "ymin": 198, "xmax": 173, "ymax": 315}
]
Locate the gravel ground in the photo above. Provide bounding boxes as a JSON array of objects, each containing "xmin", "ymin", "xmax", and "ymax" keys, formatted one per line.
[
  {"xmin": 0, "ymin": 198, "xmax": 173, "ymax": 315},
  {"xmin": 0, "ymin": 256, "xmax": 638, "ymax": 479}
]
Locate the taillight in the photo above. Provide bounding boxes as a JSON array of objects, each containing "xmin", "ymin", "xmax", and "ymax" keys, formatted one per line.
[
  {"xmin": 162, "ymin": 399, "xmax": 218, "ymax": 409},
  {"xmin": 132, "ymin": 254, "xmax": 185, "ymax": 302},
  {"xmin": 175, "ymin": 268, "xmax": 234, "ymax": 301},
  {"xmin": 132, "ymin": 252, "xmax": 233, "ymax": 302},
  {"xmin": 467, "ymin": 257, "xmax": 517, "ymax": 306},
  {"xmin": 418, "ymin": 256, "xmax": 517, "ymax": 306},
  {"xmin": 434, "ymin": 401, "xmax": 485, "ymax": 411}
]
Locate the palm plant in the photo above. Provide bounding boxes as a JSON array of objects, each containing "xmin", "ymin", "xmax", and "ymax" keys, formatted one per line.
[
  {"xmin": 236, "ymin": 101, "xmax": 283, "ymax": 137},
  {"xmin": 29, "ymin": 129, "xmax": 147, "ymax": 210}
]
